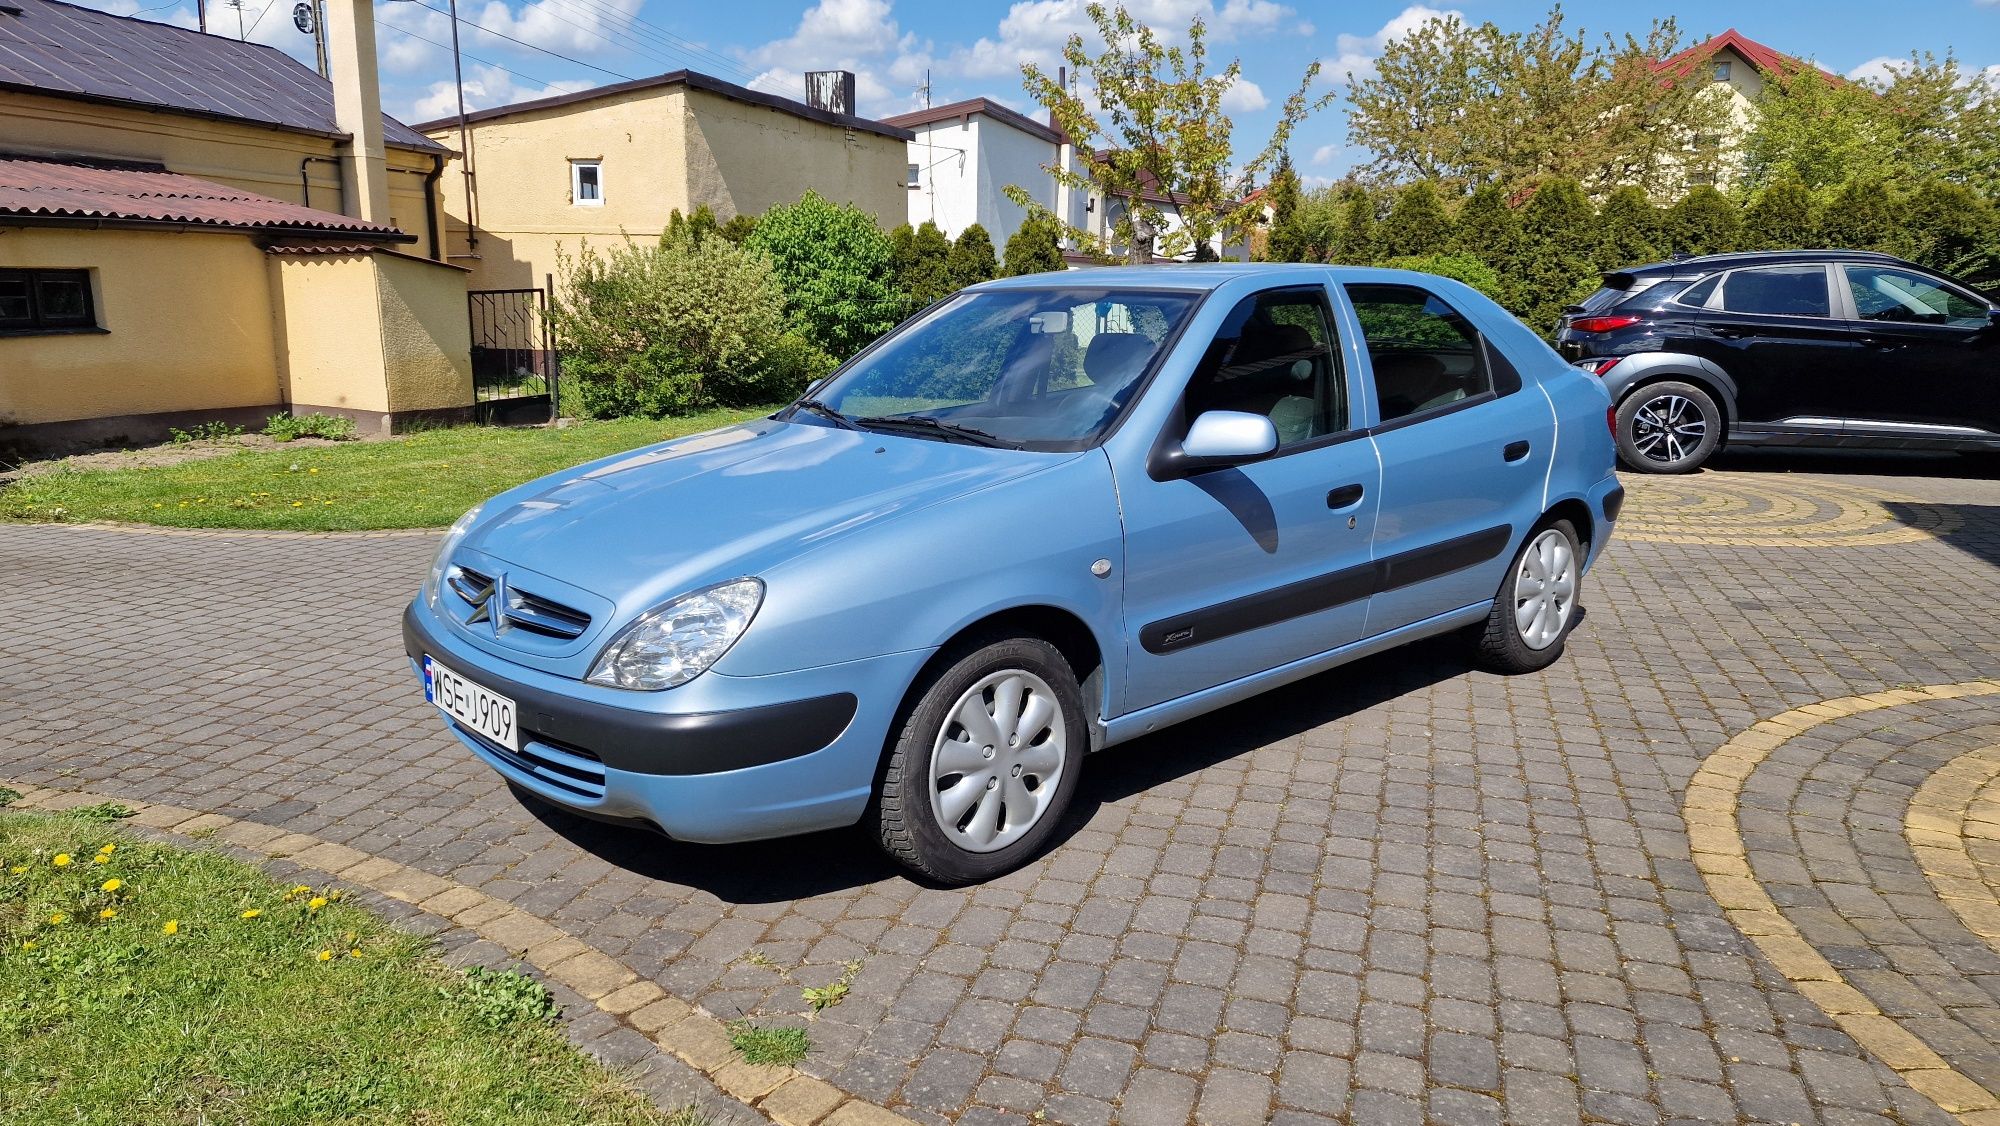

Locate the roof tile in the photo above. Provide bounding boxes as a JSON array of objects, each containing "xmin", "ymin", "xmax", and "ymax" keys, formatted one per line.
[{"xmin": 0, "ymin": 155, "xmax": 413, "ymax": 239}]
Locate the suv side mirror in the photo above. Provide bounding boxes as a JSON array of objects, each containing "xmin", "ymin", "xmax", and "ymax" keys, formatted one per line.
[{"xmin": 1156, "ymin": 410, "xmax": 1279, "ymax": 478}]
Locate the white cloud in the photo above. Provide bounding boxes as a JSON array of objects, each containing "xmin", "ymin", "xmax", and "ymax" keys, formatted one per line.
[
  {"xmin": 1324, "ymin": 4, "xmax": 1459, "ymax": 86},
  {"xmin": 1214, "ymin": 0, "xmax": 1289, "ymax": 38},
  {"xmin": 461, "ymin": 0, "xmax": 643, "ymax": 57},
  {"xmin": 940, "ymin": 0, "xmax": 1291, "ymax": 82},
  {"xmin": 1220, "ymin": 75, "xmax": 1266, "ymax": 111},
  {"xmin": 1846, "ymin": 55, "xmax": 1903, "ymax": 83},
  {"xmin": 407, "ymin": 63, "xmax": 588, "ymax": 120},
  {"xmin": 94, "ymin": 0, "xmax": 198, "ymax": 30},
  {"xmin": 1310, "ymin": 142, "xmax": 1340, "ymax": 165},
  {"xmin": 739, "ymin": 0, "xmax": 927, "ymax": 115}
]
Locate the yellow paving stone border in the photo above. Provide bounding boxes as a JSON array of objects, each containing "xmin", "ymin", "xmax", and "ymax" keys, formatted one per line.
[
  {"xmin": 1619, "ymin": 475, "xmax": 1961, "ymax": 547},
  {"xmin": 0, "ymin": 780, "xmax": 918, "ymax": 1126},
  {"xmin": 17, "ymin": 520, "xmax": 439, "ymax": 540},
  {"xmin": 1683, "ymin": 679, "xmax": 2000, "ymax": 1124},
  {"xmin": 1907, "ymin": 744, "xmax": 2000, "ymax": 952}
]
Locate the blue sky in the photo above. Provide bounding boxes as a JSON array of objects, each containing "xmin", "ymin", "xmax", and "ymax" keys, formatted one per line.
[{"xmin": 81, "ymin": 0, "xmax": 2000, "ymax": 179}]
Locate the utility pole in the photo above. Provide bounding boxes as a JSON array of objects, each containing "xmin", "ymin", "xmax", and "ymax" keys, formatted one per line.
[
  {"xmin": 918, "ymin": 68, "xmax": 933, "ymax": 225},
  {"xmin": 197, "ymin": 0, "xmax": 206, "ymax": 33},
  {"xmin": 385, "ymin": 0, "xmax": 477, "ymax": 252}
]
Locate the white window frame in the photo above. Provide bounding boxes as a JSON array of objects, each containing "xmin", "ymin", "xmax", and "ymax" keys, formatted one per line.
[{"xmin": 570, "ymin": 159, "xmax": 604, "ymax": 207}]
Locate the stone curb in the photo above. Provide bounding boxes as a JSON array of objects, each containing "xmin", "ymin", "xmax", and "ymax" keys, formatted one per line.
[
  {"xmin": 1, "ymin": 781, "xmax": 919, "ymax": 1126},
  {"xmin": 1681, "ymin": 679, "xmax": 2000, "ymax": 1124},
  {"xmin": 16, "ymin": 521, "xmax": 439, "ymax": 541}
]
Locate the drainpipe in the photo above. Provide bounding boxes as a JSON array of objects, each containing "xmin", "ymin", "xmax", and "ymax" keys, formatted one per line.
[
  {"xmin": 420, "ymin": 152, "xmax": 444, "ymax": 261},
  {"xmin": 299, "ymin": 155, "xmax": 343, "ymax": 214}
]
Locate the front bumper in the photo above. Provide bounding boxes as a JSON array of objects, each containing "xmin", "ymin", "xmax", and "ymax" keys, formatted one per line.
[{"xmin": 403, "ymin": 600, "xmax": 928, "ymax": 843}]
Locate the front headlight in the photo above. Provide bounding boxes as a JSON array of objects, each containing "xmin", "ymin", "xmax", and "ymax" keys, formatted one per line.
[
  {"xmin": 424, "ymin": 502, "xmax": 485, "ymax": 606},
  {"xmin": 586, "ymin": 578, "xmax": 764, "ymax": 690}
]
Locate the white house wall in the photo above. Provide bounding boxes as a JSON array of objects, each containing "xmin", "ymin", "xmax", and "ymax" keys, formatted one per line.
[{"xmin": 906, "ymin": 114, "xmax": 1059, "ymax": 247}]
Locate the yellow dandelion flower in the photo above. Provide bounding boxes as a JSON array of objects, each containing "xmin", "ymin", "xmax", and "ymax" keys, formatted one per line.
[
  {"xmin": 8, "ymin": 865, "xmax": 25, "ymax": 875},
  {"xmin": 316, "ymin": 949, "xmax": 333, "ymax": 962},
  {"xmin": 101, "ymin": 878, "xmax": 122, "ymax": 892},
  {"xmin": 162, "ymin": 920, "xmax": 179, "ymax": 935},
  {"xmin": 91, "ymin": 853, "xmax": 110, "ymax": 864},
  {"xmin": 98, "ymin": 908, "xmax": 117, "ymax": 920},
  {"xmin": 308, "ymin": 896, "xmax": 328, "ymax": 911},
  {"xmin": 97, "ymin": 844, "xmax": 114, "ymax": 854},
  {"xmin": 342, "ymin": 930, "xmax": 357, "ymax": 943},
  {"xmin": 308, "ymin": 467, "xmax": 319, "ymax": 474},
  {"xmin": 241, "ymin": 908, "xmax": 262, "ymax": 919},
  {"xmin": 348, "ymin": 948, "xmax": 361, "ymax": 958},
  {"xmin": 291, "ymin": 501, "xmax": 304, "ymax": 508},
  {"xmin": 52, "ymin": 854, "xmax": 71, "ymax": 867},
  {"xmin": 47, "ymin": 913, "xmax": 66, "ymax": 925},
  {"xmin": 20, "ymin": 940, "xmax": 35, "ymax": 950}
]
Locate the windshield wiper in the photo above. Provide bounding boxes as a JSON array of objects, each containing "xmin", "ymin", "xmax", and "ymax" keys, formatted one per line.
[
  {"xmin": 788, "ymin": 398, "xmax": 859, "ymax": 431},
  {"xmin": 853, "ymin": 414, "xmax": 1013, "ymax": 448}
]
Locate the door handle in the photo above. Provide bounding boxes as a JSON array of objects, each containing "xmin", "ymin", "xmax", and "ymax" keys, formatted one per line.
[
  {"xmin": 1860, "ymin": 337, "xmax": 1901, "ymax": 350},
  {"xmin": 1503, "ymin": 440, "xmax": 1531, "ymax": 463},
  {"xmin": 1711, "ymin": 326, "xmax": 1746, "ymax": 339},
  {"xmin": 1326, "ymin": 484, "xmax": 1365, "ymax": 510}
]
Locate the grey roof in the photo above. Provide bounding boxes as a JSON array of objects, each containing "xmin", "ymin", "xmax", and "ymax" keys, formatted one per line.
[{"xmin": 0, "ymin": 0, "xmax": 443, "ymax": 152}]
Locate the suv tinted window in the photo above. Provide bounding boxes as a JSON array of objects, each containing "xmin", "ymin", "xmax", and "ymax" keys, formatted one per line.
[
  {"xmin": 1184, "ymin": 288, "xmax": 1345, "ymax": 447},
  {"xmin": 1345, "ymin": 284, "xmax": 1492, "ymax": 423},
  {"xmin": 1718, "ymin": 265, "xmax": 1830, "ymax": 318},
  {"xmin": 1673, "ymin": 274, "xmax": 1720, "ymax": 308},
  {"xmin": 1843, "ymin": 264, "xmax": 1989, "ymax": 328}
]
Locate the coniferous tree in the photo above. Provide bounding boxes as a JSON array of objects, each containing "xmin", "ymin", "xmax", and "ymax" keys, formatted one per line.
[
  {"xmin": 1261, "ymin": 153, "xmax": 1307, "ymax": 261},
  {"xmin": 1376, "ymin": 181, "xmax": 1454, "ymax": 259},
  {"xmin": 948, "ymin": 224, "xmax": 1000, "ymax": 290},
  {"xmin": 1818, "ymin": 176, "xmax": 1900, "ymax": 252},
  {"xmin": 1662, "ymin": 186, "xmax": 1741, "ymax": 258},
  {"xmin": 1514, "ymin": 177, "xmax": 1598, "ymax": 332},
  {"xmin": 891, "ymin": 220, "xmax": 957, "ymax": 314},
  {"xmin": 1893, "ymin": 180, "xmax": 1997, "ymax": 279},
  {"xmin": 1595, "ymin": 185, "xmax": 1662, "ymax": 267},
  {"xmin": 1003, "ymin": 210, "xmax": 1067, "ymax": 276},
  {"xmin": 1334, "ymin": 184, "xmax": 1377, "ymax": 264},
  {"xmin": 1449, "ymin": 183, "xmax": 1521, "ymax": 307},
  {"xmin": 1740, "ymin": 175, "xmax": 1816, "ymax": 251}
]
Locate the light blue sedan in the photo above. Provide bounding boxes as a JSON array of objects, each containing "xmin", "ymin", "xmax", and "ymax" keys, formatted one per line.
[{"xmin": 404, "ymin": 265, "xmax": 1622, "ymax": 883}]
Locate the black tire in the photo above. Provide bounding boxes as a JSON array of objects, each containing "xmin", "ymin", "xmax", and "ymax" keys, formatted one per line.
[
  {"xmin": 1472, "ymin": 519, "xmax": 1582, "ymax": 674},
  {"xmin": 1615, "ymin": 380, "xmax": 1722, "ymax": 473},
  {"xmin": 876, "ymin": 635, "xmax": 1087, "ymax": 884}
]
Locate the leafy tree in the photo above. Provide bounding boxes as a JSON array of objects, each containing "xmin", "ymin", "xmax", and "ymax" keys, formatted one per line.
[
  {"xmin": 948, "ymin": 224, "xmax": 1000, "ymax": 290},
  {"xmin": 1817, "ymin": 176, "xmax": 1900, "ymax": 252},
  {"xmin": 1595, "ymin": 185, "xmax": 1662, "ymax": 267},
  {"xmin": 1258, "ymin": 151, "xmax": 1304, "ymax": 261},
  {"xmin": 551, "ymin": 227, "xmax": 819, "ymax": 418},
  {"xmin": 1334, "ymin": 184, "xmax": 1376, "ymax": 265},
  {"xmin": 1662, "ymin": 186, "xmax": 1741, "ymax": 257},
  {"xmin": 1019, "ymin": 3, "xmax": 1332, "ymax": 262},
  {"xmin": 1376, "ymin": 181, "xmax": 1454, "ymax": 259},
  {"xmin": 1872, "ymin": 53, "xmax": 2000, "ymax": 197},
  {"xmin": 1740, "ymin": 67, "xmax": 1886, "ymax": 192},
  {"xmin": 1345, "ymin": 6, "xmax": 1728, "ymax": 197},
  {"xmin": 1513, "ymin": 178, "xmax": 1599, "ymax": 332},
  {"xmin": 1377, "ymin": 253, "xmax": 1506, "ymax": 303},
  {"xmin": 1003, "ymin": 209, "xmax": 1067, "ymax": 276},
  {"xmin": 1271, "ymin": 187, "xmax": 1344, "ymax": 263},
  {"xmin": 890, "ymin": 221, "xmax": 955, "ymax": 313},
  {"xmin": 746, "ymin": 191, "xmax": 902, "ymax": 360},
  {"xmin": 1745, "ymin": 54, "xmax": 2000, "ymax": 197},
  {"xmin": 1740, "ymin": 175, "xmax": 1816, "ymax": 251}
]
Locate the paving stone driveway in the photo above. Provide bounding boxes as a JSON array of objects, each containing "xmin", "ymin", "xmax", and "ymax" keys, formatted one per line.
[{"xmin": 4, "ymin": 454, "xmax": 2000, "ymax": 1125}]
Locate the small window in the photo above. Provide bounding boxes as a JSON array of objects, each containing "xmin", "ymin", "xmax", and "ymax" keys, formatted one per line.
[
  {"xmin": 1719, "ymin": 265, "xmax": 1831, "ymax": 318},
  {"xmin": 1183, "ymin": 288, "xmax": 1346, "ymax": 447},
  {"xmin": 1713, "ymin": 60, "xmax": 1732, "ymax": 81},
  {"xmin": 0, "ymin": 268, "xmax": 96, "ymax": 333},
  {"xmin": 1674, "ymin": 274, "xmax": 1721, "ymax": 308},
  {"xmin": 1842, "ymin": 264, "xmax": 1989, "ymax": 328},
  {"xmin": 570, "ymin": 160, "xmax": 603, "ymax": 206},
  {"xmin": 906, "ymin": 163, "xmax": 921, "ymax": 189},
  {"xmin": 1345, "ymin": 284, "xmax": 1493, "ymax": 424}
]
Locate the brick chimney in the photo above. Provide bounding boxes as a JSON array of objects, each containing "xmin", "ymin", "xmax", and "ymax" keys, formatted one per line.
[{"xmin": 323, "ymin": 0, "xmax": 391, "ymax": 224}]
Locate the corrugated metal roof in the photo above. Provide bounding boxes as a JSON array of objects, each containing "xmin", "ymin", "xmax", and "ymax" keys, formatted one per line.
[
  {"xmin": 0, "ymin": 155, "xmax": 413, "ymax": 239},
  {"xmin": 0, "ymin": 0, "xmax": 443, "ymax": 152}
]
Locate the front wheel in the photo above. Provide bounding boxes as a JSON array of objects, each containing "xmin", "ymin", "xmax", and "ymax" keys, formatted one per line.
[
  {"xmin": 1616, "ymin": 381, "xmax": 1721, "ymax": 473},
  {"xmin": 876, "ymin": 637, "xmax": 1086, "ymax": 884},
  {"xmin": 1472, "ymin": 520, "xmax": 1582, "ymax": 674}
]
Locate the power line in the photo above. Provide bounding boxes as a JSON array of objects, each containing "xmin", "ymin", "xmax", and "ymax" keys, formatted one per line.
[
  {"xmin": 379, "ymin": 17, "xmax": 557, "ymax": 91},
  {"xmin": 543, "ymin": 0, "xmax": 754, "ymax": 81},
  {"xmin": 397, "ymin": 0, "xmax": 633, "ymax": 82},
  {"xmin": 527, "ymin": 0, "xmax": 745, "ymax": 82}
]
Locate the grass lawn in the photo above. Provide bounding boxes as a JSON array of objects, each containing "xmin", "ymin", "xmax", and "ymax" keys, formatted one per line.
[
  {"xmin": 0, "ymin": 802, "xmax": 687, "ymax": 1125},
  {"xmin": 0, "ymin": 407, "xmax": 778, "ymax": 532}
]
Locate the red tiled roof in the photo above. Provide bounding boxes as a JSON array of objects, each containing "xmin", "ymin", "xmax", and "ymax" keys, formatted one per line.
[
  {"xmin": 0, "ymin": 156, "xmax": 412, "ymax": 240},
  {"xmin": 1653, "ymin": 28, "xmax": 1839, "ymax": 82}
]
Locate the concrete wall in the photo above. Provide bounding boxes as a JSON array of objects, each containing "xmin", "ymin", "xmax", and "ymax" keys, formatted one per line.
[
  {"xmin": 0, "ymin": 90, "xmax": 445, "ymax": 260},
  {"xmin": 427, "ymin": 80, "xmax": 908, "ymax": 291},
  {"xmin": 0, "ymin": 226, "xmax": 281, "ymax": 428},
  {"xmin": 374, "ymin": 251, "xmax": 473, "ymax": 414}
]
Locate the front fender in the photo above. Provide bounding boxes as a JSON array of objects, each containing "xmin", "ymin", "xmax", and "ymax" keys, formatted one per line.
[{"xmin": 1600, "ymin": 352, "xmax": 1739, "ymax": 426}]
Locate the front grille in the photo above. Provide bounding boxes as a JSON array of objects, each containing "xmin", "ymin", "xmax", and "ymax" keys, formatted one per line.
[
  {"xmin": 447, "ymin": 565, "xmax": 592, "ymax": 640},
  {"xmin": 456, "ymin": 721, "xmax": 607, "ymax": 801}
]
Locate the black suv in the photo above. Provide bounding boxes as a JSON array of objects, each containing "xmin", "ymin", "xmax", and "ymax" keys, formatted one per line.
[{"xmin": 1555, "ymin": 250, "xmax": 2000, "ymax": 472}]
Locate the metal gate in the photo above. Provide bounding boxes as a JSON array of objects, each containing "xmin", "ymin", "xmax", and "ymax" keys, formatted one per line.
[{"xmin": 468, "ymin": 287, "xmax": 558, "ymax": 425}]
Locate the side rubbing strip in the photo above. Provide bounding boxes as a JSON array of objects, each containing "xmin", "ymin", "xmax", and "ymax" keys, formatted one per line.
[{"xmin": 1140, "ymin": 524, "xmax": 1514, "ymax": 654}]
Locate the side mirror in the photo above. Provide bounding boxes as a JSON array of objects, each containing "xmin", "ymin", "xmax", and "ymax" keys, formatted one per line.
[{"xmin": 1156, "ymin": 410, "xmax": 1279, "ymax": 478}]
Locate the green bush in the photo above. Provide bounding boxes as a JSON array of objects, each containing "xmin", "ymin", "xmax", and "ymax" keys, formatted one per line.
[
  {"xmin": 1377, "ymin": 253, "xmax": 1506, "ymax": 302},
  {"xmin": 1376, "ymin": 181, "xmax": 1453, "ymax": 259},
  {"xmin": 264, "ymin": 413, "xmax": 358, "ymax": 442},
  {"xmin": 747, "ymin": 191, "xmax": 902, "ymax": 361},
  {"xmin": 1002, "ymin": 210, "xmax": 1066, "ymax": 276},
  {"xmin": 1662, "ymin": 185, "xmax": 1741, "ymax": 257},
  {"xmin": 1513, "ymin": 178, "xmax": 1599, "ymax": 333},
  {"xmin": 168, "ymin": 420, "xmax": 244, "ymax": 444},
  {"xmin": 890, "ymin": 221, "xmax": 955, "ymax": 315},
  {"xmin": 1741, "ymin": 175, "xmax": 1816, "ymax": 251},
  {"xmin": 551, "ymin": 225, "xmax": 817, "ymax": 420},
  {"xmin": 1596, "ymin": 185, "xmax": 1663, "ymax": 266},
  {"xmin": 948, "ymin": 224, "xmax": 1000, "ymax": 290}
]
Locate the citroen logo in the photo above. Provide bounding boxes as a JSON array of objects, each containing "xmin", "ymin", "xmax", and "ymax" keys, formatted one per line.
[{"xmin": 462, "ymin": 570, "xmax": 512, "ymax": 636}]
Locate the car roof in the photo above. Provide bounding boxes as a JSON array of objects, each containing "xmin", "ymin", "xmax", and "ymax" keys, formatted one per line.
[
  {"xmin": 970, "ymin": 262, "xmax": 1469, "ymax": 293},
  {"xmin": 1618, "ymin": 249, "xmax": 1912, "ymax": 278}
]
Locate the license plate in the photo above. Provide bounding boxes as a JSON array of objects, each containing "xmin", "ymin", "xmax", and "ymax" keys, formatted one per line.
[{"xmin": 424, "ymin": 655, "xmax": 519, "ymax": 752}]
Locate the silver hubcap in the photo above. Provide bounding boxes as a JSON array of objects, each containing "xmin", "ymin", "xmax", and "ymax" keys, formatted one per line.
[
  {"xmin": 1631, "ymin": 394, "xmax": 1707, "ymax": 464},
  {"xmin": 1513, "ymin": 529, "xmax": 1577, "ymax": 651},
  {"xmin": 929, "ymin": 669, "xmax": 1067, "ymax": 854}
]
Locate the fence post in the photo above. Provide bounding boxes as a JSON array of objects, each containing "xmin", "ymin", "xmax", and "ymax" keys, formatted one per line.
[{"xmin": 545, "ymin": 272, "xmax": 559, "ymax": 425}]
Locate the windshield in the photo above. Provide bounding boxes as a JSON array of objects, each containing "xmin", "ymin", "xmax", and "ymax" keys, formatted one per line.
[{"xmin": 802, "ymin": 287, "xmax": 1201, "ymax": 451}]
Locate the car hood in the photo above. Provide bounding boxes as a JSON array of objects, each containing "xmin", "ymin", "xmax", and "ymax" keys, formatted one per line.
[{"xmin": 462, "ymin": 418, "xmax": 1071, "ymax": 615}]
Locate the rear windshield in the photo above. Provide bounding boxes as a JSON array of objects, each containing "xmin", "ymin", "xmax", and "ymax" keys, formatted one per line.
[{"xmin": 1577, "ymin": 277, "xmax": 1663, "ymax": 313}]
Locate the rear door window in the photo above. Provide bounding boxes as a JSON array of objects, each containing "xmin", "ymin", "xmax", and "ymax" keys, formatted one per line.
[
  {"xmin": 1717, "ymin": 265, "xmax": 1832, "ymax": 318},
  {"xmin": 1345, "ymin": 284, "xmax": 1493, "ymax": 424}
]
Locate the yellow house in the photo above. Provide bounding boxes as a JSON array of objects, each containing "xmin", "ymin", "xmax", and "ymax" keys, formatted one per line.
[
  {"xmin": 414, "ymin": 70, "xmax": 914, "ymax": 291},
  {"xmin": 1651, "ymin": 29, "xmax": 1844, "ymax": 194},
  {"xmin": 0, "ymin": 0, "xmax": 473, "ymax": 454}
]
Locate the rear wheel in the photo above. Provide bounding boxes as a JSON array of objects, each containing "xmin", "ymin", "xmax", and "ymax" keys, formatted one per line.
[
  {"xmin": 1616, "ymin": 381, "xmax": 1721, "ymax": 473},
  {"xmin": 1472, "ymin": 520, "xmax": 1582, "ymax": 674},
  {"xmin": 876, "ymin": 636, "xmax": 1086, "ymax": 884}
]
